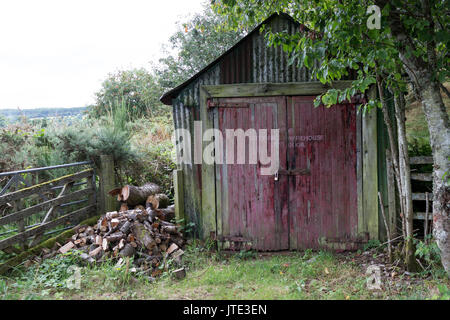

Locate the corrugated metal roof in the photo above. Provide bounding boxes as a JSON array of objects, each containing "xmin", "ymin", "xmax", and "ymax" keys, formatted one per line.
[{"xmin": 160, "ymin": 12, "xmax": 300, "ymax": 105}]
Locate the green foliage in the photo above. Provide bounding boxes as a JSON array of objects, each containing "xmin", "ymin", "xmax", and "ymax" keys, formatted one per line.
[
  {"xmin": 0, "ymin": 115, "xmax": 7, "ymax": 128},
  {"xmin": 408, "ymin": 137, "xmax": 433, "ymax": 157},
  {"xmin": 89, "ymin": 68, "xmax": 168, "ymax": 119},
  {"xmin": 212, "ymin": 0, "xmax": 449, "ymax": 109},
  {"xmin": 432, "ymin": 284, "xmax": 450, "ymax": 300},
  {"xmin": 154, "ymin": 5, "xmax": 244, "ymax": 89},
  {"xmin": 415, "ymin": 238, "xmax": 442, "ymax": 270},
  {"xmin": 14, "ymin": 251, "xmax": 82, "ymax": 291},
  {"xmin": 363, "ymin": 239, "xmax": 381, "ymax": 251},
  {"xmin": 236, "ymin": 249, "xmax": 257, "ymax": 260}
]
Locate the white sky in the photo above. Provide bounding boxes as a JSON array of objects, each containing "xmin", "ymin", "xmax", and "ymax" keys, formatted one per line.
[{"xmin": 0, "ymin": 0, "xmax": 205, "ymax": 109}]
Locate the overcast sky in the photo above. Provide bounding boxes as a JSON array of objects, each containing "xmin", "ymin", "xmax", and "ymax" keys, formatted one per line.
[{"xmin": 0, "ymin": 0, "xmax": 205, "ymax": 109}]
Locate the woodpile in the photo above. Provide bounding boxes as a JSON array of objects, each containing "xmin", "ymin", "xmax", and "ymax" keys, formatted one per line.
[{"xmin": 57, "ymin": 183, "xmax": 185, "ymax": 279}]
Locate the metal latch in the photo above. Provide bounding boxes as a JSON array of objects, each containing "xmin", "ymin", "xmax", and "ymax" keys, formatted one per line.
[{"xmin": 274, "ymin": 168, "xmax": 310, "ymax": 181}]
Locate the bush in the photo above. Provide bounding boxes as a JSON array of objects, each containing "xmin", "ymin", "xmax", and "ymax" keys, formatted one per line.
[{"xmin": 89, "ymin": 69, "xmax": 168, "ymax": 120}]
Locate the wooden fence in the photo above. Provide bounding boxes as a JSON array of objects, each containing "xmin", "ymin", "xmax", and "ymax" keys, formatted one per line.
[
  {"xmin": 410, "ymin": 156, "xmax": 433, "ymax": 221},
  {"xmin": 0, "ymin": 161, "xmax": 98, "ymax": 253}
]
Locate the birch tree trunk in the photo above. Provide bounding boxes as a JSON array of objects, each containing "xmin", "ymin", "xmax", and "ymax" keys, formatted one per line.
[
  {"xmin": 380, "ymin": 0, "xmax": 450, "ymax": 275},
  {"xmin": 419, "ymin": 81, "xmax": 450, "ymax": 274},
  {"xmin": 394, "ymin": 93, "xmax": 418, "ymax": 271}
]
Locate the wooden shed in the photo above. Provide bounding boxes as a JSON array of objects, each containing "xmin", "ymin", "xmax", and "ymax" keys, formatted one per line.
[{"xmin": 160, "ymin": 13, "xmax": 396, "ymax": 251}]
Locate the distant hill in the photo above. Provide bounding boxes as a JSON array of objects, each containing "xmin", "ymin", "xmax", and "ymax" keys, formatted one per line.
[{"xmin": 0, "ymin": 107, "xmax": 88, "ymax": 121}]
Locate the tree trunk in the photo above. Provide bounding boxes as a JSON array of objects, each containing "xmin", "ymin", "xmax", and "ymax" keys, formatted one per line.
[
  {"xmin": 393, "ymin": 92, "xmax": 418, "ymax": 272},
  {"xmin": 377, "ymin": 79, "xmax": 407, "ymax": 239},
  {"xmin": 378, "ymin": 0, "xmax": 450, "ymax": 275},
  {"xmin": 111, "ymin": 183, "xmax": 162, "ymax": 207},
  {"xmin": 419, "ymin": 81, "xmax": 450, "ymax": 274}
]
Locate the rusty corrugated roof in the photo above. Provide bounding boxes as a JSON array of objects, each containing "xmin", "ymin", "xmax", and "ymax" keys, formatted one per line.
[{"xmin": 159, "ymin": 12, "xmax": 299, "ymax": 105}]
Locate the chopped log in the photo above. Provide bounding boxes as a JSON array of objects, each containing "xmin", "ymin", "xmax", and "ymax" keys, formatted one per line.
[
  {"xmin": 89, "ymin": 246, "xmax": 102, "ymax": 257},
  {"xmin": 132, "ymin": 222, "xmax": 155, "ymax": 249},
  {"xmin": 167, "ymin": 243, "xmax": 179, "ymax": 255},
  {"xmin": 95, "ymin": 235, "xmax": 103, "ymax": 246},
  {"xmin": 162, "ymin": 225, "xmax": 178, "ymax": 234},
  {"xmin": 105, "ymin": 211, "xmax": 120, "ymax": 220},
  {"xmin": 98, "ymin": 217, "xmax": 108, "ymax": 232},
  {"xmin": 106, "ymin": 231, "xmax": 124, "ymax": 242},
  {"xmin": 147, "ymin": 208, "xmax": 157, "ymax": 222},
  {"xmin": 127, "ymin": 234, "xmax": 135, "ymax": 243},
  {"xmin": 119, "ymin": 203, "xmax": 129, "ymax": 212},
  {"xmin": 119, "ymin": 221, "xmax": 132, "ymax": 234},
  {"xmin": 146, "ymin": 194, "xmax": 170, "ymax": 210},
  {"xmin": 59, "ymin": 241, "xmax": 74, "ymax": 254},
  {"xmin": 118, "ymin": 239, "xmax": 126, "ymax": 250},
  {"xmin": 110, "ymin": 218, "xmax": 120, "ymax": 228},
  {"xmin": 119, "ymin": 183, "xmax": 161, "ymax": 206},
  {"xmin": 130, "ymin": 241, "xmax": 138, "ymax": 248},
  {"xmin": 156, "ymin": 205, "xmax": 175, "ymax": 222},
  {"xmin": 102, "ymin": 238, "xmax": 109, "ymax": 251},
  {"xmin": 135, "ymin": 205, "xmax": 146, "ymax": 212},
  {"xmin": 119, "ymin": 244, "xmax": 135, "ymax": 258},
  {"xmin": 108, "ymin": 188, "xmax": 122, "ymax": 198},
  {"xmin": 172, "ymin": 267, "xmax": 186, "ymax": 280}
]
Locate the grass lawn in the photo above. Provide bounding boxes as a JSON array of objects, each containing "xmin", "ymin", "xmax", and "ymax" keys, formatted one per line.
[{"xmin": 1, "ymin": 242, "xmax": 449, "ymax": 300}]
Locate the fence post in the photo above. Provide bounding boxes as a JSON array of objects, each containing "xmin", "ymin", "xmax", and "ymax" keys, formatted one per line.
[{"xmin": 98, "ymin": 155, "xmax": 116, "ymax": 214}]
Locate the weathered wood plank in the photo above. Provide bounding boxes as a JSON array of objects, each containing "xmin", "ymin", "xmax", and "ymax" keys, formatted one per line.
[
  {"xmin": 0, "ymin": 187, "xmax": 93, "ymax": 226},
  {"xmin": 99, "ymin": 155, "xmax": 116, "ymax": 214},
  {"xmin": 412, "ymin": 193, "xmax": 434, "ymax": 201},
  {"xmin": 200, "ymin": 87, "xmax": 217, "ymax": 239},
  {"xmin": 202, "ymin": 81, "xmax": 353, "ymax": 98},
  {"xmin": 410, "ymin": 156, "xmax": 433, "ymax": 164},
  {"xmin": 362, "ymin": 86, "xmax": 379, "ymax": 239},
  {"xmin": 0, "ymin": 205, "xmax": 96, "ymax": 250},
  {"xmin": 0, "ymin": 169, "xmax": 94, "ymax": 205},
  {"xmin": 356, "ymin": 106, "xmax": 364, "ymax": 235},
  {"xmin": 411, "ymin": 173, "xmax": 433, "ymax": 181},
  {"xmin": 213, "ymin": 107, "xmax": 222, "ymax": 243},
  {"xmin": 414, "ymin": 212, "xmax": 433, "ymax": 220},
  {"xmin": 173, "ymin": 169, "xmax": 184, "ymax": 221}
]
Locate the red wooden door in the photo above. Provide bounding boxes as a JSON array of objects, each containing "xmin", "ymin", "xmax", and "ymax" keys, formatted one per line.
[
  {"xmin": 215, "ymin": 96, "xmax": 289, "ymax": 251},
  {"xmin": 286, "ymin": 96, "xmax": 358, "ymax": 249},
  {"xmin": 214, "ymin": 95, "xmax": 358, "ymax": 251}
]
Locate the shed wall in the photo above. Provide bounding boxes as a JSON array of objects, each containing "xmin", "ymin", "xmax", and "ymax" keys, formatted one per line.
[{"xmin": 170, "ymin": 14, "xmax": 390, "ymax": 240}]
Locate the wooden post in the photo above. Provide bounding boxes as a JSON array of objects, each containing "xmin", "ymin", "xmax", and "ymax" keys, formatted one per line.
[
  {"xmin": 98, "ymin": 155, "xmax": 116, "ymax": 214},
  {"xmin": 173, "ymin": 169, "xmax": 184, "ymax": 221}
]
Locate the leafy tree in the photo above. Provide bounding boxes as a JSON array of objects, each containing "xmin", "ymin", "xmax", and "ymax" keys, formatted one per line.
[
  {"xmin": 90, "ymin": 68, "xmax": 167, "ymax": 119},
  {"xmin": 154, "ymin": 4, "xmax": 245, "ymax": 90},
  {"xmin": 213, "ymin": 0, "xmax": 449, "ymax": 274}
]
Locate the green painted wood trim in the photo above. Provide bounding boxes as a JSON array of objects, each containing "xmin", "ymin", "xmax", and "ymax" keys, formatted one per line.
[
  {"xmin": 173, "ymin": 169, "xmax": 185, "ymax": 222},
  {"xmin": 0, "ymin": 214, "xmax": 101, "ymax": 275},
  {"xmin": 200, "ymin": 87, "xmax": 217, "ymax": 239},
  {"xmin": 213, "ymin": 107, "xmax": 223, "ymax": 247},
  {"xmin": 356, "ymin": 109, "xmax": 365, "ymax": 236},
  {"xmin": 202, "ymin": 81, "xmax": 354, "ymax": 98},
  {"xmin": 362, "ymin": 86, "xmax": 379, "ymax": 239}
]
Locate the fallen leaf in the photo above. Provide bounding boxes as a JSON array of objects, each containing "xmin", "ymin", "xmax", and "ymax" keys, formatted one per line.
[{"xmin": 325, "ymin": 267, "xmax": 329, "ymax": 274}]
